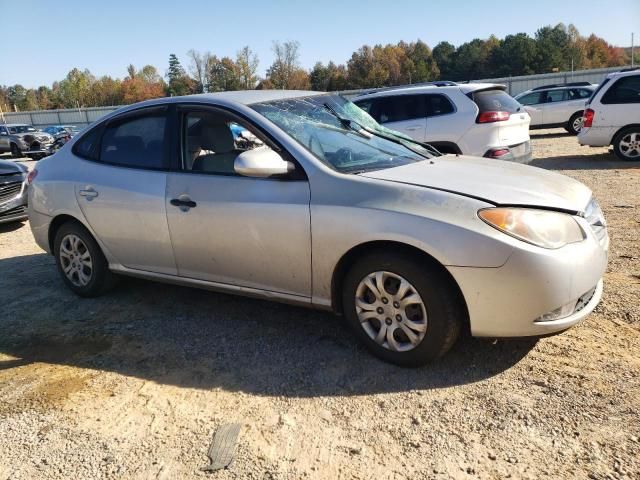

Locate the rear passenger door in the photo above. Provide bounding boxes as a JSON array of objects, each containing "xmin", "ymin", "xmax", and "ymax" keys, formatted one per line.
[
  {"xmin": 540, "ymin": 90, "xmax": 568, "ymax": 125},
  {"xmin": 72, "ymin": 106, "xmax": 177, "ymax": 275},
  {"xmin": 423, "ymin": 94, "xmax": 457, "ymax": 143},
  {"xmin": 374, "ymin": 95, "xmax": 427, "ymax": 141},
  {"xmin": 0, "ymin": 126, "xmax": 9, "ymax": 152},
  {"xmin": 598, "ymin": 75, "xmax": 640, "ymax": 127}
]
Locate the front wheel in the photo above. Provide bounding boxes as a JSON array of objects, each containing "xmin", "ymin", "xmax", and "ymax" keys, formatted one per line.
[
  {"xmin": 10, "ymin": 143, "xmax": 22, "ymax": 158},
  {"xmin": 566, "ymin": 113, "xmax": 584, "ymax": 135},
  {"xmin": 53, "ymin": 221, "xmax": 116, "ymax": 297},
  {"xmin": 613, "ymin": 127, "xmax": 640, "ymax": 161},
  {"xmin": 342, "ymin": 252, "xmax": 464, "ymax": 366}
]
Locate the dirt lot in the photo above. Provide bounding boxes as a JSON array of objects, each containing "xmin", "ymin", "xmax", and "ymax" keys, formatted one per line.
[{"xmin": 1, "ymin": 131, "xmax": 639, "ymax": 480}]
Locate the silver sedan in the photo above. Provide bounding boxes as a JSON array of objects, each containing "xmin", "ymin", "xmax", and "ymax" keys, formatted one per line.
[{"xmin": 28, "ymin": 91, "xmax": 608, "ymax": 366}]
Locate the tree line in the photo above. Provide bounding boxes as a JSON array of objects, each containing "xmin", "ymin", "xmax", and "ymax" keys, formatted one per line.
[{"xmin": 1, "ymin": 23, "xmax": 636, "ymax": 113}]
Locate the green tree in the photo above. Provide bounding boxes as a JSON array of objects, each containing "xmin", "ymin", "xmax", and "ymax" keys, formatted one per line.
[
  {"xmin": 166, "ymin": 54, "xmax": 195, "ymax": 96},
  {"xmin": 433, "ymin": 41, "xmax": 456, "ymax": 79},
  {"xmin": 490, "ymin": 33, "xmax": 538, "ymax": 76},
  {"xmin": 266, "ymin": 41, "xmax": 309, "ymax": 89},
  {"xmin": 208, "ymin": 56, "xmax": 241, "ymax": 91},
  {"xmin": 534, "ymin": 24, "xmax": 571, "ymax": 72},
  {"xmin": 405, "ymin": 40, "xmax": 439, "ymax": 82}
]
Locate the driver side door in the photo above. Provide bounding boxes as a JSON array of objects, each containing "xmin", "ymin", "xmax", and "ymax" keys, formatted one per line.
[{"xmin": 164, "ymin": 105, "xmax": 312, "ymax": 298}]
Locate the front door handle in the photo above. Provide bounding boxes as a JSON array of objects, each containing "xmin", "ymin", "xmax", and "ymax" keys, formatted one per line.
[
  {"xmin": 170, "ymin": 198, "xmax": 197, "ymax": 209},
  {"xmin": 79, "ymin": 188, "xmax": 98, "ymax": 200}
]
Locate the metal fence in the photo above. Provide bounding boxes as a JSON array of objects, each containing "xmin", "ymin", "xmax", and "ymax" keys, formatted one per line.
[
  {"xmin": 0, "ymin": 65, "xmax": 633, "ymax": 128},
  {"xmin": 0, "ymin": 105, "xmax": 120, "ymax": 129},
  {"xmin": 470, "ymin": 65, "xmax": 631, "ymax": 95}
]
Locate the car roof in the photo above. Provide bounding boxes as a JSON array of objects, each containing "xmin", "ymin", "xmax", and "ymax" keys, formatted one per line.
[
  {"xmin": 606, "ymin": 68, "xmax": 640, "ymax": 79},
  {"xmin": 3, "ymin": 123, "xmax": 31, "ymax": 127},
  {"xmin": 189, "ymin": 90, "xmax": 323, "ymax": 105},
  {"xmin": 353, "ymin": 82, "xmax": 505, "ymax": 100}
]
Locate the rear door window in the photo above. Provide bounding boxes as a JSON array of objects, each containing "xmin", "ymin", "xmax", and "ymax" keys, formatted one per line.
[
  {"xmin": 546, "ymin": 90, "xmax": 567, "ymax": 103},
  {"xmin": 425, "ymin": 94, "xmax": 454, "ymax": 116},
  {"xmin": 470, "ymin": 89, "xmax": 521, "ymax": 113},
  {"xmin": 99, "ymin": 110, "xmax": 168, "ymax": 169},
  {"xmin": 601, "ymin": 76, "xmax": 640, "ymax": 104},
  {"xmin": 517, "ymin": 92, "xmax": 544, "ymax": 105},
  {"xmin": 377, "ymin": 95, "xmax": 426, "ymax": 123}
]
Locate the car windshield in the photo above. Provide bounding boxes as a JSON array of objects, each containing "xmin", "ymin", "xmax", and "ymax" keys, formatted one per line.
[
  {"xmin": 9, "ymin": 125, "xmax": 36, "ymax": 134},
  {"xmin": 251, "ymin": 94, "xmax": 435, "ymax": 173}
]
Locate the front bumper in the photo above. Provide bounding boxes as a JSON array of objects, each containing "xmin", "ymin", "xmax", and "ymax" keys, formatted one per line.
[
  {"xmin": 0, "ymin": 180, "xmax": 28, "ymax": 224},
  {"xmin": 448, "ymin": 223, "xmax": 608, "ymax": 337}
]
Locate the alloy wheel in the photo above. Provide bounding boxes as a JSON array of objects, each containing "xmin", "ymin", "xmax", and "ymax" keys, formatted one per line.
[
  {"xmin": 355, "ymin": 271, "xmax": 428, "ymax": 352},
  {"xmin": 59, "ymin": 234, "xmax": 93, "ymax": 286},
  {"xmin": 619, "ymin": 132, "xmax": 640, "ymax": 159},
  {"xmin": 572, "ymin": 116, "xmax": 584, "ymax": 133}
]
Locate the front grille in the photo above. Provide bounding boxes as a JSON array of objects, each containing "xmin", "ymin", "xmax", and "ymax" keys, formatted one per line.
[
  {"xmin": 574, "ymin": 286, "xmax": 597, "ymax": 313},
  {"xmin": 0, "ymin": 181, "xmax": 22, "ymax": 204},
  {"xmin": 584, "ymin": 197, "xmax": 607, "ymax": 246},
  {"xmin": 0, "ymin": 205, "xmax": 26, "ymax": 219}
]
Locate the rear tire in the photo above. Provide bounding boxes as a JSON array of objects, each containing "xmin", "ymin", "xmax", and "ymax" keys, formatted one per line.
[
  {"xmin": 566, "ymin": 112, "xmax": 584, "ymax": 135},
  {"xmin": 342, "ymin": 251, "xmax": 463, "ymax": 367},
  {"xmin": 612, "ymin": 127, "xmax": 640, "ymax": 161},
  {"xmin": 53, "ymin": 221, "xmax": 117, "ymax": 297}
]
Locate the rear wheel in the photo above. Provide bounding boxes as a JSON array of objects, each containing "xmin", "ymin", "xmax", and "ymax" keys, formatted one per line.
[
  {"xmin": 613, "ymin": 127, "xmax": 640, "ymax": 161},
  {"xmin": 566, "ymin": 112, "xmax": 584, "ymax": 135},
  {"xmin": 53, "ymin": 221, "xmax": 116, "ymax": 297},
  {"xmin": 342, "ymin": 251, "xmax": 463, "ymax": 366}
]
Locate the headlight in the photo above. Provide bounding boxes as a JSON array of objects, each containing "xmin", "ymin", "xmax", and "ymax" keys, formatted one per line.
[{"xmin": 478, "ymin": 208, "xmax": 585, "ymax": 249}]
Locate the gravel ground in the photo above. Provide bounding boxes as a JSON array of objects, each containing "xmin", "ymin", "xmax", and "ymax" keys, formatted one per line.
[{"xmin": 1, "ymin": 131, "xmax": 639, "ymax": 480}]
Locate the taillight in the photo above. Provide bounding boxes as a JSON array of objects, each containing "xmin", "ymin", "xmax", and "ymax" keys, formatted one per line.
[
  {"xmin": 485, "ymin": 148, "xmax": 510, "ymax": 158},
  {"xmin": 27, "ymin": 169, "xmax": 38, "ymax": 185},
  {"xmin": 477, "ymin": 111, "xmax": 510, "ymax": 123},
  {"xmin": 582, "ymin": 108, "xmax": 595, "ymax": 128}
]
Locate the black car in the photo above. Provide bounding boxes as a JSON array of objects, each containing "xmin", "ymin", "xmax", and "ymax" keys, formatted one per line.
[{"xmin": 0, "ymin": 159, "xmax": 29, "ymax": 224}]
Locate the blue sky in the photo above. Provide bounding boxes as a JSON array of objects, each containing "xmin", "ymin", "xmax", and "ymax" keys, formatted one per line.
[{"xmin": 1, "ymin": 0, "xmax": 638, "ymax": 88}]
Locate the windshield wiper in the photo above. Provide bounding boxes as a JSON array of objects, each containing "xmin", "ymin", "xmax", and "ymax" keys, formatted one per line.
[{"xmin": 322, "ymin": 103, "xmax": 372, "ymax": 139}]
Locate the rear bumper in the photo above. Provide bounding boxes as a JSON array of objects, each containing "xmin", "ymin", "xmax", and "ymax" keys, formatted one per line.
[
  {"xmin": 28, "ymin": 207, "xmax": 52, "ymax": 253},
  {"xmin": 483, "ymin": 140, "xmax": 532, "ymax": 164},
  {"xmin": 578, "ymin": 126, "xmax": 615, "ymax": 147},
  {"xmin": 448, "ymin": 226, "xmax": 608, "ymax": 337}
]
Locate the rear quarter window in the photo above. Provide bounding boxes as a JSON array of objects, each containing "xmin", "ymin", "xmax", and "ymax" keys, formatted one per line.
[
  {"xmin": 72, "ymin": 126, "xmax": 102, "ymax": 160},
  {"xmin": 469, "ymin": 89, "xmax": 521, "ymax": 113},
  {"xmin": 601, "ymin": 76, "xmax": 640, "ymax": 104}
]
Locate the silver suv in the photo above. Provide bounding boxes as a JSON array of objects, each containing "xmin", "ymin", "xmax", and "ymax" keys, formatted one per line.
[
  {"xmin": 515, "ymin": 83, "xmax": 596, "ymax": 135},
  {"xmin": 0, "ymin": 123, "xmax": 54, "ymax": 159}
]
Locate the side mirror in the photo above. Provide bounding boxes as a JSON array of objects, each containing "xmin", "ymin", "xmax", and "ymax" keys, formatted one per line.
[{"xmin": 234, "ymin": 146, "xmax": 294, "ymax": 178}]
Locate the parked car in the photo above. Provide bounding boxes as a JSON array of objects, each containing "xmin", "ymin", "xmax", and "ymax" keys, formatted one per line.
[
  {"xmin": 0, "ymin": 124, "xmax": 54, "ymax": 159},
  {"xmin": 515, "ymin": 82, "xmax": 596, "ymax": 135},
  {"xmin": 578, "ymin": 69, "xmax": 640, "ymax": 160},
  {"xmin": 28, "ymin": 91, "xmax": 608, "ymax": 366},
  {"xmin": 0, "ymin": 159, "xmax": 29, "ymax": 224},
  {"xmin": 42, "ymin": 125, "xmax": 81, "ymax": 140},
  {"xmin": 352, "ymin": 82, "xmax": 532, "ymax": 163}
]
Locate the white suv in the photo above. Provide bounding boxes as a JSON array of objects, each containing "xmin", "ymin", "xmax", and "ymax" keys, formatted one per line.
[
  {"xmin": 353, "ymin": 82, "xmax": 532, "ymax": 163},
  {"xmin": 515, "ymin": 83, "xmax": 596, "ymax": 135},
  {"xmin": 578, "ymin": 69, "xmax": 640, "ymax": 161}
]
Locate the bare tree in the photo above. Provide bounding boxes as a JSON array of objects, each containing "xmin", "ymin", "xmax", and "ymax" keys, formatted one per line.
[
  {"xmin": 267, "ymin": 41, "xmax": 302, "ymax": 89},
  {"xmin": 236, "ymin": 46, "xmax": 259, "ymax": 89},
  {"xmin": 187, "ymin": 49, "xmax": 212, "ymax": 93}
]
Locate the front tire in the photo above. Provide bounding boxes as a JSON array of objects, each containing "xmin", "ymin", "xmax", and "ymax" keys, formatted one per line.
[
  {"xmin": 566, "ymin": 112, "xmax": 584, "ymax": 135},
  {"xmin": 10, "ymin": 143, "xmax": 22, "ymax": 158},
  {"xmin": 342, "ymin": 251, "xmax": 463, "ymax": 367},
  {"xmin": 53, "ymin": 221, "xmax": 116, "ymax": 297},
  {"xmin": 613, "ymin": 127, "xmax": 640, "ymax": 161}
]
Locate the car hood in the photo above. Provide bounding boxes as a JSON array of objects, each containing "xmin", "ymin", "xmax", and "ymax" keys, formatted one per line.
[
  {"xmin": 0, "ymin": 159, "xmax": 27, "ymax": 175},
  {"xmin": 359, "ymin": 155, "xmax": 592, "ymax": 213}
]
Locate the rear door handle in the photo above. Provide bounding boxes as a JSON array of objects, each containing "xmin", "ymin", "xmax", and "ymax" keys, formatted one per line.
[
  {"xmin": 79, "ymin": 188, "xmax": 98, "ymax": 200},
  {"xmin": 170, "ymin": 198, "xmax": 197, "ymax": 209}
]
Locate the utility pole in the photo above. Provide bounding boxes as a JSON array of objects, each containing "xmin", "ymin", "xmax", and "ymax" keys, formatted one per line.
[{"xmin": 632, "ymin": 33, "xmax": 635, "ymax": 67}]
